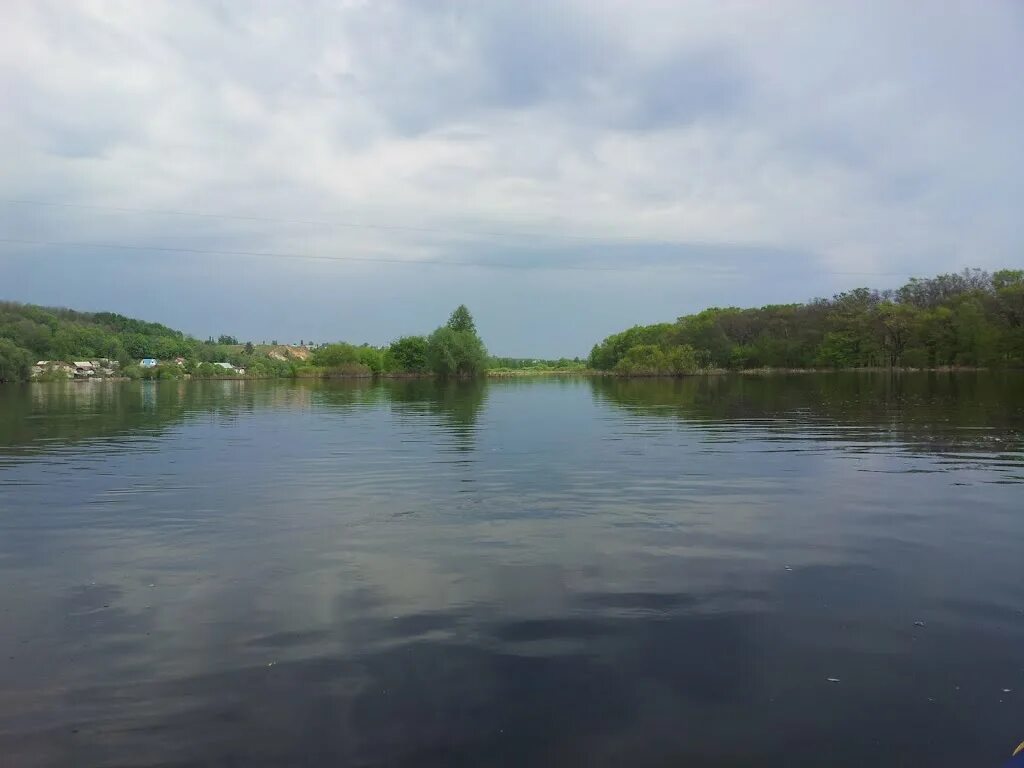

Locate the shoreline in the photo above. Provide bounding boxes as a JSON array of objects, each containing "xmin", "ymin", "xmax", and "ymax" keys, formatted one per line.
[{"xmin": 10, "ymin": 365, "xmax": 1006, "ymax": 386}]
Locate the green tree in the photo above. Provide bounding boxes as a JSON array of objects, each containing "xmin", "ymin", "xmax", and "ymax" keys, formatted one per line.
[
  {"xmin": 614, "ymin": 344, "xmax": 666, "ymax": 375},
  {"xmin": 357, "ymin": 345, "xmax": 384, "ymax": 374},
  {"xmin": 876, "ymin": 302, "xmax": 917, "ymax": 367},
  {"xmin": 952, "ymin": 296, "xmax": 998, "ymax": 365},
  {"xmin": 384, "ymin": 335, "xmax": 428, "ymax": 373},
  {"xmin": 918, "ymin": 307, "xmax": 957, "ymax": 366},
  {"xmin": 427, "ymin": 307, "xmax": 488, "ymax": 378},
  {"xmin": 446, "ymin": 304, "xmax": 477, "ymax": 334},
  {"xmin": 664, "ymin": 344, "xmax": 699, "ymax": 374},
  {"xmin": 312, "ymin": 343, "xmax": 360, "ymax": 367},
  {"xmin": 0, "ymin": 338, "xmax": 32, "ymax": 382},
  {"xmin": 588, "ymin": 323, "xmax": 674, "ymax": 370}
]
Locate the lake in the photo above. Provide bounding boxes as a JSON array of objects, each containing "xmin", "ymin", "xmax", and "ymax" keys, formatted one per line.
[{"xmin": 1, "ymin": 373, "xmax": 1023, "ymax": 767}]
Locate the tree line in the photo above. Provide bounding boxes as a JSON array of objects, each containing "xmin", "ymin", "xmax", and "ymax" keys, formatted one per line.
[
  {"xmin": 308, "ymin": 305, "xmax": 488, "ymax": 378},
  {"xmin": 0, "ymin": 301, "xmax": 489, "ymax": 382},
  {"xmin": 589, "ymin": 268, "xmax": 1024, "ymax": 374},
  {"xmin": 5, "ymin": 268, "xmax": 1023, "ymax": 383}
]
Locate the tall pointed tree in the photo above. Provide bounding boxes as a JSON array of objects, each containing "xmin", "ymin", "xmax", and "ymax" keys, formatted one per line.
[{"xmin": 446, "ymin": 305, "xmax": 476, "ymax": 334}]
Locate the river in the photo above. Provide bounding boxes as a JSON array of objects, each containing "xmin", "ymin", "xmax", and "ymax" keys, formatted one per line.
[{"xmin": 1, "ymin": 373, "xmax": 1022, "ymax": 766}]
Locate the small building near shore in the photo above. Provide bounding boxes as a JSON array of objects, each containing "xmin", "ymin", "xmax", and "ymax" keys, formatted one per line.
[
  {"xmin": 140, "ymin": 358, "xmax": 158, "ymax": 368},
  {"xmin": 31, "ymin": 361, "xmax": 74, "ymax": 379}
]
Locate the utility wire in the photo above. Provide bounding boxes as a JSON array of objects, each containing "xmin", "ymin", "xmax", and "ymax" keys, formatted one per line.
[
  {"xmin": 0, "ymin": 235, "xmax": 924, "ymax": 277},
  {"xmin": 1, "ymin": 199, "xmax": 926, "ymax": 277},
  {"xmin": 2, "ymin": 197, "xmax": 652, "ymax": 246},
  {"xmin": 0, "ymin": 236, "xmax": 690, "ymax": 273},
  {"xmin": 0, "ymin": 199, "xmax": 942, "ymax": 277}
]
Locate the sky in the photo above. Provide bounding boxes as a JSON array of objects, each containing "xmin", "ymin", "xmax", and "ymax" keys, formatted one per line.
[{"xmin": 1, "ymin": 0, "xmax": 1022, "ymax": 357}]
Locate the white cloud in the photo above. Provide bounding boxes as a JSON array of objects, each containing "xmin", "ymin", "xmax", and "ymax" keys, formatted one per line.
[{"xmin": 1, "ymin": 0, "xmax": 1021, "ymax": 354}]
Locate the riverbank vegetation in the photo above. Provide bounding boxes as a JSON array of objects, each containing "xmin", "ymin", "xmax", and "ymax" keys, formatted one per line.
[
  {"xmin": 590, "ymin": 269, "xmax": 1024, "ymax": 374},
  {"xmin": 487, "ymin": 356, "xmax": 588, "ymax": 375},
  {"xmin": 5, "ymin": 269, "xmax": 1022, "ymax": 383},
  {"xmin": 0, "ymin": 301, "xmax": 490, "ymax": 382},
  {"xmin": 297, "ymin": 305, "xmax": 488, "ymax": 379}
]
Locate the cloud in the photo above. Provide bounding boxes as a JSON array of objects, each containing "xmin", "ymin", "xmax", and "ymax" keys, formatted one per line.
[{"xmin": 1, "ymin": 0, "xmax": 1022, "ymax": 355}]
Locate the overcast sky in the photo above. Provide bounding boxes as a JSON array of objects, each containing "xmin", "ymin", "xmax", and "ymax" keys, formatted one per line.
[{"xmin": 1, "ymin": 1, "xmax": 1021, "ymax": 356}]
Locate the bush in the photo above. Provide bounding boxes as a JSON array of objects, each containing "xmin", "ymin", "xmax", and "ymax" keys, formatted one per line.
[
  {"xmin": 0, "ymin": 338, "xmax": 32, "ymax": 382},
  {"xmin": 614, "ymin": 344, "xmax": 665, "ymax": 375},
  {"xmin": 138, "ymin": 364, "xmax": 184, "ymax": 380},
  {"xmin": 293, "ymin": 364, "xmax": 323, "ymax": 378},
  {"xmin": 357, "ymin": 346, "xmax": 384, "ymax": 374},
  {"xmin": 323, "ymin": 362, "xmax": 372, "ymax": 378},
  {"xmin": 664, "ymin": 345, "xmax": 699, "ymax": 374},
  {"xmin": 384, "ymin": 336, "xmax": 428, "ymax": 373},
  {"xmin": 426, "ymin": 327, "xmax": 488, "ymax": 378},
  {"xmin": 426, "ymin": 306, "xmax": 488, "ymax": 378},
  {"xmin": 312, "ymin": 343, "xmax": 360, "ymax": 368},
  {"xmin": 613, "ymin": 344, "xmax": 699, "ymax": 376}
]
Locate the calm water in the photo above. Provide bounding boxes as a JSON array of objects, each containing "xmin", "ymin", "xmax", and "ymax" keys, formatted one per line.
[{"xmin": 1, "ymin": 374, "xmax": 1023, "ymax": 767}]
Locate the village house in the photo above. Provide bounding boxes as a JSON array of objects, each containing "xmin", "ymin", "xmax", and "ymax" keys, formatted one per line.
[{"xmin": 31, "ymin": 361, "xmax": 74, "ymax": 379}]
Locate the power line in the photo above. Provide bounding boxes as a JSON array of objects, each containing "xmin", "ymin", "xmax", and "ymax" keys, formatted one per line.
[
  {"xmin": 0, "ymin": 235, "xmax": 924, "ymax": 278},
  {"xmin": 2, "ymin": 197, "xmax": 648, "ymax": 246},
  {"xmin": 0, "ymin": 236, "xmax": 678, "ymax": 273},
  {"xmin": 0, "ymin": 199, "xmax": 936, "ymax": 278},
  {"xmin": 0, "ymin": 199, "xmax": 940, "ymax": 277}
]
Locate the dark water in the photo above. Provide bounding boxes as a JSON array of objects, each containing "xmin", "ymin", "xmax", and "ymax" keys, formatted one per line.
[{"xmin": 1, "ymin": 374, "xmax": 1023, "ymax": 767}]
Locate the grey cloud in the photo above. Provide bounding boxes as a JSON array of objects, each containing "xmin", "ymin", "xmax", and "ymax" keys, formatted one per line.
[
  {"xmin": 39, "ymin": 121, "xmax": 124, "ymax": 159},
  {"xmin": 1, "ymin": 0, "xmax": 1022, "ymax": 356},
  {"xmin": 335, "ymin": 1, "xmax": 746, "ymax": 136},
  {"xmin": 439, "ymin": 238, "xmax": 816, "ymax": 277},
  {"xmin": 336, "ymin": 1, "xmax": 608, "ymax": 135},
  {"xmin": 611, "ymin": 49, "xmax": 748, "ymax": 131}
]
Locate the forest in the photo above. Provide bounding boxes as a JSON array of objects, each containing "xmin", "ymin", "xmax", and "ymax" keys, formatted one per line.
[
  {"xmin": 0, "ymin": 303, "xmax": 488, "ymax": 382},
  {"xmin": 3, "ymin": 269, "xmax": 1023, "ymax": 383},
  {"xmin": 589, "ymin": 268, "xmax": 1024, "ymax": 375}
]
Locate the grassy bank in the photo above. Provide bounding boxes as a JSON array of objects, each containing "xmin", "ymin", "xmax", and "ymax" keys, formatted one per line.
[{"xmin": 486, "ymin": 368, "xmax": 602, "ymax": 377}]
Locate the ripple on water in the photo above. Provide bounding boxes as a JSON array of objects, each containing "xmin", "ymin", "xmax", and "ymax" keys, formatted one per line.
[{"xmin": 0, "ymin": 374, "xmax": 1022, "ymax": 767}]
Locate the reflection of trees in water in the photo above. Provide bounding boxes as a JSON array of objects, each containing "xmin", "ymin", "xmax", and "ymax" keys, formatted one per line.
[
  {"xmin": 310, "ymin": 379, "xmax": 388, "ymax": 411},
  {"xmin": 384, "ymin": 378, "xmax": 488, "ymax": 451},
  {"xmin": 591, "ymin": 372, "xmax": 1024, "ymax": 450},
  {"xmin": 309, "ymin": 377, "xmax": 489, "ymax": 450},
  {"xmin": 0, "ymin": 379, "xmax": 490, "ymax": 457},
  {"xmin": 2, "ymin": 381, "xmax": 194, "ymax": 451},
  {"xmin": 0, "ymin": 381, "xmax": 309, "ymax": 455}
]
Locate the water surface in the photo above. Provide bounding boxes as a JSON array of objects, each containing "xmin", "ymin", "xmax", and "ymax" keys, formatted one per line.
[{"xmin": 1, "ymin": 374, "xmax": 1023, "ymax": 766}]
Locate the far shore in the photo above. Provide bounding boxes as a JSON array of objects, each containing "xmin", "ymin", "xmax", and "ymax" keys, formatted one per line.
[{"xmin": 11, "ymin": 364, "xmax": 1007, "ymax": 386}]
